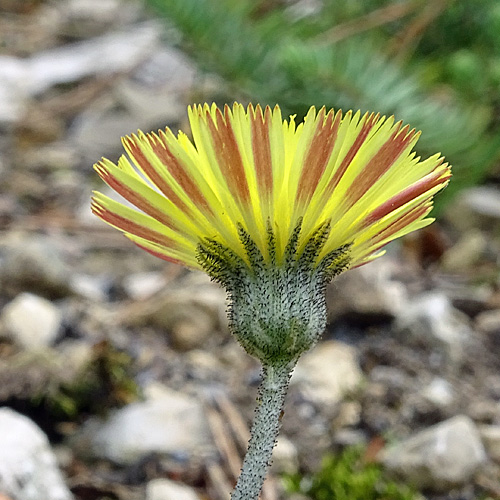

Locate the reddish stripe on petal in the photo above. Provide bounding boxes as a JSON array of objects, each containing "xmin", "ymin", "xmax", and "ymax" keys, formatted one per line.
[
  {"xmin": 371, "ymin": 203, "xmax": 430, "ymax": 246},
  {"xmin": 251, "ymin": 104, "xmax": 273, "ymax": 197},
  {"xmin": 325, "ymin": 112, "xmax": 378, "ymax": 194},
  {"xmin": 95, "ymin": 162, "xmax": 177, "ymax": 230},
  {"xmin": 362, "ymin": 163, "xmax": 449, "ymax": 227},
  {"xmin": 133, "ymin": 241, "xmax": 186, "ymax": 266},
  {"xmin": 124, "ymin": 136, "xmax": 190, "ymax": 214},
  {"xmin": 91, "ymin": 202, "xmax": 176, "ymax": 249},
  {"xmin": 149, "ymin": 132, "xmax": 214, "ymax": 216},
  {"xmin": 344, "ymin": 125, "xmax": 417, "ymax": 210},
  {"xmin": 352, "ymin": 203, "xmax": 431, "ymax": 268},
  {"xmin": 296, "ymin": 108, "xmax": 340, "ymax": 204},
  {"xmin": 206, "ymin": 105, "xmax": 251, "ymax": 204}
]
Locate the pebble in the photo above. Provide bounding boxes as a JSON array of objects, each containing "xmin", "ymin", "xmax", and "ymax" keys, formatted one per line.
[
  {"xmin": 146, "ymin": 478, "xmax": 200, "ymax": 500},
  {"xmin": 475, "ymin": 308, "xmax": 500, "ymax": 336},
  {"xmin": 291, "ymin": 341, "xmax": 363, "ymax": 407},
  {"xmin": 0, "ymin": 234, "xmax": 72, "ymax": 299},
  {"xmin": 123, "ymin": 281, "xmax": 227, "ymax": 350},
  {"xmin": 76, "ymin": 383, "xmax": 213, "ymax": 465},
  {"xmin": 270, "ymin": 436, "xmax": 299, "ymax": 474},
  {"xmin": 446, "ymin": 186, "xmax": 500, "ymax": 232},
  {"xmin": 0, "ymin": 408, "xmax": 73, "ymax": 500},
  {"xmin": 382, "ymin": 415, "xmax": 486, "ymax": 490},
  {"xmin": 326, "ymin": 259, "xmax": 404, "ymax": 326},
  {"xmin": 0, "ymin": 293, "xmax": 62, "ymax": 350},
  {"xmin": 394, "ymin": 292, "xmax": 471, "ymax": 365},
  {"xmin": 440, "ymin": 229, "xmax": 487, "ymax": 271},
  {"xmin": 122, "ymin": 271, "xmax": 166, "ymax": 300},
  {"xmin": 420, "ymin": 377, "xmax": 455, "ymax": 409},
  {"xmin": 70, "ymin": 46, "xmax": 196, "ymax": 163},
  {"xmin": 479, "ymin": 425, "xmax": 500, "ymax": 463}
]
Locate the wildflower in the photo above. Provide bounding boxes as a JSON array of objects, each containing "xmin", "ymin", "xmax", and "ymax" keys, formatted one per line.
[
  {"xmin": 92, "ymin": 104, "xmax": 449, "ymax": 270},
  {"xmin": 92, "ymin": 103, "xmax": 450, "ymax": 500}
]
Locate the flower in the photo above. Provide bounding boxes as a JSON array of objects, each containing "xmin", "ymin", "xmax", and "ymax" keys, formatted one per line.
[{"xmin": 92, "ymin": 103, "xmax": 450, "ymax": 274}]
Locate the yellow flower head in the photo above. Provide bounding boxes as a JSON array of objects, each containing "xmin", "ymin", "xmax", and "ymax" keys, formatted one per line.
[{"xmin": 92, "ymin": 103, "xmax": 450, "ymax": 271}]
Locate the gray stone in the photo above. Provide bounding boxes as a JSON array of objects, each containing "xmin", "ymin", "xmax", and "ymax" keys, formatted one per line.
[
  {"xmin": 446, "ymin": 187, "xmax": 500, "ymax": 232},
  {"xmin": 1, "ymin": 293, "xmax": 62, "ymax": 350},
  {"xmin": 70, "ymin": 46, "xmax": 196, "ymax": 163},
  {"xmin": 291, "ymin": 341, "xmax": 363, "ymax": 407},
  {"xmin": 479, "ymin": 425, "xmax": 500, "ymax": 463},
  {"xmin": 270, "ymin": 436, "xmax": 299, "ymax": 474},
  {"xmin": 122, "ymin": 271, "xmax": 166, "ymax": 300},
  {"xmin": 382, "ymin": 415, "xmax": 486, "ymax": 490},
  {"xmin": 0, "ymin": 22, "xmax": 160, "ymax": 125},
  {"xmin": 476, "ymin": 308, "xmax": 500, "ymax": 336},
  {"xmin": 78, "ymin": 383, "xmax": 213, "ymax": 465},
  {"xmin": 123, "ymin": 277, "xmax": 227, "ymax": 350},
  {"xmin": 0, "ymin": 408, "xmax": 73, "ymax": 500},
  {"xmin": 327, "ymin": 259, "xmax": 405, "ymax": 325},
  {"xmin": 146, "ymin": 479, "xmax": 200, "ymax": 500},
  {"xmin": 395, "ymin": 292, "xmax": 471, "ymax": 364},
  {"xmin": 441, "ymin": 229, "xmax": 487, "ymax": 271},
  {"xmin": 420, "ymin": 377, "xmax": 455, "ymax": 408},
  {"xmin": 0, "ymin": 234, "xmax": 72, "ymax": 298}
]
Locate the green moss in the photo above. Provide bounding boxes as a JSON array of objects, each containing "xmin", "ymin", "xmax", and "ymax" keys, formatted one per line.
[
  {"xmin": 43, "ymin": 340, "xmax": 139, "ymax": 419},
  {"xmin": 283, "ymin": 446, "xmax": 421, "ymax": 500}
]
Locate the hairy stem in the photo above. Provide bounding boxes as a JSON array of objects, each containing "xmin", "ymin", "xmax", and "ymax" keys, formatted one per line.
[{"xmin": 231, "ymin": 361, "xmax": 295, "ymax": 500}]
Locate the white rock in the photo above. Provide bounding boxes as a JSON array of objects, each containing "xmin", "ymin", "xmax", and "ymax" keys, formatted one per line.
[
  {"xmin": 0, "ymin": 234, "xmax": 72, "ymax": 298},
  {"xmin": 291, "ymin": 341, "xmax": 362, "ymax": 407},
  {"xmin": 446, "ymin": 186, "xmax": 500, "ymax": 232},
  {"xmin": 441, "ymin": 229, "xmax": 487, "ymax": 271},
  {"xmin": 271, "ymin": 436, "xmax": 299, "ymax": 474},
  {"xmin": 327, "ymin": 258, "xmax": 406, "ymax": 324},
  {"xmin": 84, "ymin": 384, "xmax": 213, "ymax": 465},
  {"xmin": 479, "ymin": 425, "xmax": 500, "ymax": 463},
  {"xmin": 0, "ymin": 408, "xmax": 73, "ymax": 500},
  {"xmin": 420, "ymin": 378, "xmax": 455, "ymax": 408},
  {"xmin": 123, "ymin": 279, "xmax": 227, "ymax": 350},
  {"xmin": 382, "ymin": 415, "xmax": 486, "ymax": 490},
  {"xmin": 1, "ymin": 293, "xmax": 62, "ymax": 350},
  {"xmin": 146, "ymin": 478, "xmax": 200, "ymax": 500},
  {"xmin": 395, "ymin": 292, "xmax": 471, "ymax": 364},
  {"xmin": 461, "ymin": 187, "xmax": 500, "ymax": 219},
  {"xmin": 122, "ymin": 271, "xmax": 166, "ymax": 300}
]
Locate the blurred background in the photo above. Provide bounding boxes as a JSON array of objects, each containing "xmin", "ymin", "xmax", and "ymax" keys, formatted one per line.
[{"xmin": 0, "ymin": 1, "xmax": 500, "ymax": 499}]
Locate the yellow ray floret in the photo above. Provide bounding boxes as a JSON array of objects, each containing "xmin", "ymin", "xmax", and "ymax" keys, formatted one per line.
[{"xmin": 92, "ymin": 103, "xmax": 451, "ymax": 269}]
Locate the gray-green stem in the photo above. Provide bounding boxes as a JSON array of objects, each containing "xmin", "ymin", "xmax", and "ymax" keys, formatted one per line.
[{"xmin": 231, "ymin": 361, "xmax": 295, "ymax": 500}]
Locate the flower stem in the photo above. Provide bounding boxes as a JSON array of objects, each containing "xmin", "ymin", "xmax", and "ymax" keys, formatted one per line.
[{"xmin": 231, "ymin": 361, "xmax": 295, "ymax": 500}]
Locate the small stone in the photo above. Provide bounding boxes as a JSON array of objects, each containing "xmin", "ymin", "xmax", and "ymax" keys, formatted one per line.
[
  {"xmin": 326, "ymin": 259, "xmax": 404, "ymax": 326},
  {"xmin": 69, "ymin": 273, "xmax": 108, "ymax": 301},
  {"xmin": 146, "ymin": 478, "xmax": 200, "ymax": 500},
  {"xmin": 446, "ymin": 186, "xmax": 500, "ymax": 232},
  {"xmin": 291, "ymin": 341, "xmax": 363, "ymax": 407},
  {"xmin": 122, "ymin": 271, "xmax": 166, "ymax": 300},
  {"xmin": 420, "ymin": 377, "xmax": 455, "ymax": 408},
  {"xmin": 76, "ymin": 384, "xmax": 213, "ymax": 465},
  {"xmin": 395, "ymin": 292, "xmax": 471, "ymax": 365},
  {"xmin": 0, "ymin": 234, "xmax": 71, "ymax": 299},
  {"xmin": 476, "ymin": 308, "xmax": 500, "ymax": 335},
  {"xmin": 441, "ymin": 229, "xmax": 487, "ymax": 272},
  {"xmin": 479, "ymin": 425, "xmax": 500, "ymax": 463},
  {"xmin": 0, "ymin": 408, "xmax": 73, "ymax": 500},
  {"xmin": 382, "ymin": 415, "xmax": 486, "ymax": 490},
  {"xmin": 1, "ymin": 293, "xmax": 62, "ymax": 350},
  {"xmin": 123, "ymin": 280, "xmax": 227, "ymax": 350},
  {"xmin": 333, "ymin": 428, "xmax": 367, "ymax": 448},
  {"xmin": 271, "ymin": 436, "xmax": 299, "ymax": 474}
]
